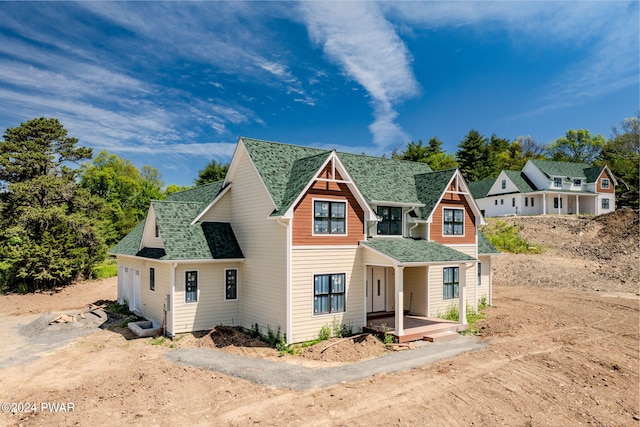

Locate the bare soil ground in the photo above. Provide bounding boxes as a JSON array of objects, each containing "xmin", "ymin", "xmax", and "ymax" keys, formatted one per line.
[{"xmin": 1, "ymin": 210, "xmax": 638, "ymax": 426}]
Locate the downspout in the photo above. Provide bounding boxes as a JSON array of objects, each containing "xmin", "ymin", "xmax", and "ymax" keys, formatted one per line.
[
  {"xmin": 169, "ymin": 262, "xmax": 177, "ymax": 338},
  {"xmin": 408, "ymin": 207, "xmax": 418, "ymax": 238},
  {"xmin": 277, "ymin": 217, "xmax": 292, "ymax": 344}
]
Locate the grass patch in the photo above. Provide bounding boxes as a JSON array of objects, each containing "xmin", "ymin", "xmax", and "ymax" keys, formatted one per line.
[
  {"xmin": 482, "ymin": 220, "xmax": 542, "ymax": 254},
  {"xmin": 91, "ymin": 257, "xmax": 118, "ymax": 279},
  {"xmin": 437, "ymin": 296, "xmax": 489, "ymax": 335}
]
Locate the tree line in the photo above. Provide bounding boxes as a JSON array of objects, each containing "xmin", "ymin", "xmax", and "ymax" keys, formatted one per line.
[{"xmin": 0, "ymin": 116, "xmax": 636, "ymax": 293}]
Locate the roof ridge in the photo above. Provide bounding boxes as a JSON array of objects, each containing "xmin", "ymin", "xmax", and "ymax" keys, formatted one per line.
[{"xmin": 152, "ymin": 200, "xmax": 202, "ymax": 205}]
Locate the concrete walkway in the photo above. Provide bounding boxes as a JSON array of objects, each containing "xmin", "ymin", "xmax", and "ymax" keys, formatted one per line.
[{"xmin": 165, "ymin": 336, "xmax": 486, "ymax": 390}]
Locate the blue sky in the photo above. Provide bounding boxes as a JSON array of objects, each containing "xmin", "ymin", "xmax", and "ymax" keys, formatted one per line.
[{"xmin": 1, "ymin": 1, "xmax": 637, "ymax": 187}]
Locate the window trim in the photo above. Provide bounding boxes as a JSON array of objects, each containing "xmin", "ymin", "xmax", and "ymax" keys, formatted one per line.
[
  {"xmin": 553, "ymin": 177, "xmax": 562, "ymax": 188},
  {"xmin": 376, "ymin": 205, "xmax": 403, "ymax": 236},
  {"xmin": 443, "ymin": 267, "xmax": 459, "ymax": 300},
  {"xmin": 501, "ymin": 179, "xmax": 506, "ymax": 189},
  {"xmin": 573, "ymin": 179, "xmax": 582, "ymax": 186},
  {"xmin": 185, "ymin": 270, "xmax": 199, "ymax": 303},
  {"xmin": 512, "ymin": 197, "xmax": 515, "ymax": 207},
  {"xmin": 553, "ymin": 197, "xmax": 563, "ymax": 209},
  {"xmin": 477, "ymin": 262, "xmax": 482, "ymax": 286},
  {"xmin": 149, "ymin": 267, "xmax": 155, "ymax": 292},
  {"xmin": 224, "ymin": 268, "xmax": 239, "ymax": 301},
  {"xmin": 601, "ymin": 198, "xmax": 610, "ymax": 209},
  {"xmin": 525, "ymin": 197, "xmax": 528, "ymax": 207},
  {"xmin": 442, "ymin": 207, "xmax": 465, "ymax": 237},
  {"xmin": 531, "ymin": 197, "xmax": 534, "ymax": 207},
  {"xmin": 601, "ymin": 178, "xmax": 610, "ymax": 189},
  {"xmin": 312, "ymin": 198, "xmax": 348, "ymax": 236},
  {"xmin": 312, "ymin": 273, "xmax": 346, "ymax": 316}
]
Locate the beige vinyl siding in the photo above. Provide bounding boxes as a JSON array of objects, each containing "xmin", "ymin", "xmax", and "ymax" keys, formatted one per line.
[
  {"xmin": 172, "ymin": 262, "xmax": 241, "ymax": 334},
  {"xmin": 116, "ymin": 258, "xmax": 169, "ymax": 329},
  {"xmin": 200, "ymin": 191, "xmax": 231, "ymax": 222},
  {"xmin": 230, "ymin": 147, "xmax": 287, "ymax": 334},
  {"xmin": 428, "ymin": 263, "xmax": 476, "ymax": 317},
  {"xmin": 445, "ymin": 244, "xmax": 476, "ymax": 257},
  {"xmin": 290, "ymin": 247, "xmax": 364, "ymax": 343},
  {"xmin": 363, "ymin": 247, "xmax": 394, "ymax": 266},
  {"xmin": 141, "ymin": 207, "xmax": 164, "ymax": 249},
  {"xmin": 403, "ymin": 267, "xmax": 427, "ymax": 316},
  {"xmin": 388, "ymin": 267, "xmax": 395, "ymax": 310},
  {"xmin": 478, "ymin": 255, "xmax": 492, "ymax": 305}
]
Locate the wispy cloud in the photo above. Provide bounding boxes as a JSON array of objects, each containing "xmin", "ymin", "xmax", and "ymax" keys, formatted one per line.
[
  {"xmin": 299, "ymin": 2, "xmax": 419, "ymax": 148},
  {"xmin": 385, "ymin": 1, "xmax": 639, "ymax": 115}
]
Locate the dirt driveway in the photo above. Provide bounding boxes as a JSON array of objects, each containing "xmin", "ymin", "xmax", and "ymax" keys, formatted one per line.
[{"xmin": 0, "ymin": 213, "xmax": 638, "ymax": 426}]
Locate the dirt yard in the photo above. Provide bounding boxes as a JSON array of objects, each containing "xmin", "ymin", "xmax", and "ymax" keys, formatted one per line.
[{"xmin": 0, "ymin": 210, "xmax": 638, "ymax": 426}]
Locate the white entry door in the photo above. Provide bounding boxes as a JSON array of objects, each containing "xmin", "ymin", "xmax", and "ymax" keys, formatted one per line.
[{"xmin": 367, "ymin": 267, "xmax": 386, "ymax": 313}]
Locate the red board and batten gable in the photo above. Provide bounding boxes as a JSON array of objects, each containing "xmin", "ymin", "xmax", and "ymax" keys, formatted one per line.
[
  {"xmin": 292, "ymin": 164, "xmax": 365, "ymax": 246},
  {"xmin": 596, "ymin": 169, "xmax": 615, "ymax": 194},
  {"xmin": 429, "ymin": 179, "xmax": 477, "ymax": 246}
]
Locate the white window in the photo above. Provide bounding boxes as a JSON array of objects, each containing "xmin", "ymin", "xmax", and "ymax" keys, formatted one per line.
[
  {"xmin": 443, "ymin": 208, "xmax": 464, "ymax": 236},
  {"xmin": 553, "ymin": 177, "xmax": 562, "ymax": 188},
  {"xmin": 149, "ymin": 267, "xmax": 155, "ymax": 291},
  {"xmin": 601, "ymin": 178, "xmax": 610, "ymax": 189},
  {"xmin": 314, "ymin": 201, "xmax": 346, "ymax": 234},
  {"xmin": 494, "ymin": 200, "xmax": 498, "ymax": 205},
  {"xmin": 531, "ymin": 197, "xmax": 534, "ymax": 207},
  {"xmin": 512, "ymin": 198, "xmax": 515, "ymax": 207},
  {"xmin": 225, "ymin": 269, "xmax": 238, "ymax": 300},
  {"xmin": 477, "ymin": 263, "xmax": 482, "ymax": 286},
  {"xmin": 602, "ymin": 198, "xmax": 610, "ymax": 209},
  {"xmin": 554, "ymin": 197, "xmax": 563, "ymax": 209},
  {"xmin": 501, "ymin": 179, "xmax": 506, "ymax": 189},
  {"xmin": 525, "ymin": 198, "xmax": 528, "ymax": 207},
  {"xmin": 314, "ymin": 273, "xmax": 345, "ymax": 314},
  {"xmin": 573, "ymin": 179, "xmax": 581, "ymax": 186},
  {"xmin": 500, "ymin": 199, "xmax": 504, "ymax": 205}
]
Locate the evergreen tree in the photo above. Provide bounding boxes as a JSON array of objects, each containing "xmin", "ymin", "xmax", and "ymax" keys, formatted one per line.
[
  {"xmin": 456, "ymin": 129, "xmax": 489, "ymax": 181},
  {"xmin": 0, "ymin": 118, "xmax": 105, "ymax": 292},
  {"xmin": 195, "ymin": 159, "xmax": 229, "ymax": 185}
]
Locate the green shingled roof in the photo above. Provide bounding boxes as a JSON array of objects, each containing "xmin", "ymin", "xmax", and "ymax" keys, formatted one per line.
[
  {"xmin": 166, "ymin": 180, "xmax": 224, "ymax": 211},
  {"xmin": 583, "ymin": 166, "xmax": 604, "ymax": 183},
  {"xmin": 361, "ymin": 238, "xmax": 475, "ymax": 263},
  {"xmin": 529, "ymin": 159, "xmax": 590, "ymax": 179},
  {"xmin": 478, "ymin": 231, "xmax": 500, "ymax": 254},
  {"xmin": 503, "ymin": 170, "xmax": 537, "ymax": 193},
  {"xmin": 468, "ymin": 178, "xmax": 496, "ymax": 199},
  {"xmin": 414, "ymin": 169, "xmax": 456, "ymax": 220},
  {"xmin": 241, "ymin": 137, "xmax": 435, "ymax": 212},
  {"xmin": 109, "ymin": 200, "xmax": 243, "ymax": 261}
]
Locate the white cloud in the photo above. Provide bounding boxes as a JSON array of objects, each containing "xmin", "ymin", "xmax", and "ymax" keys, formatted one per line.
[{"xmin": 299, "ymin": 2, "xmax": 419, "ymax": 148}]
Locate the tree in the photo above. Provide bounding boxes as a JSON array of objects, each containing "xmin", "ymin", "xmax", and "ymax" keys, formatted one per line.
[
  {"xmin": 0, "ymin": 118, "xmax": 105, "ymax": 292},
  {"xmin": 195, "ymin": 159, "xmax": 229, "ymax": 185},
  {"xmin": 164, "ymin": 184, "xmax": 192, "ymax": 196},
  {"xmin": 398, "ymin": 137, "xmax": 458, "ymax": 171},
  {"xmin": 79, "ymin": 151, "xmax": 164, "ymax": 245},
  {"xmin": 598, "ymin": 116, "xmax": 640, "ymax": 208},
  {"xmin": 504, "ymin": 135, "xmax": 546, "ymax": 170},
  {"xmin": 456, "ymin": 129, "xmax": 489, "ymax": 181},
  {"xmin": 547, "ymin": 129, "xmax": 606, "ymax": 164}
]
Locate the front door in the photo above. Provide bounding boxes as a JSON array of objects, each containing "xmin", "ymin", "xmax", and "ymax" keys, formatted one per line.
[{"xmin": 366, "ymin": 267, "xmax": 386, "ymax": 313}]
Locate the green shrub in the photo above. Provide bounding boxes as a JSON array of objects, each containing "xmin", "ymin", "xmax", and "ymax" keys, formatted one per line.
[
  {"xmin": 91, "ymin": 258, "xmax": 118, "ymax": 279},
  {"xmin": 482, "ymin": 220, "xmax": 542, "ymax": 254},
  {"xmin": 318, "ymin": 324, "xmax": 331, "ymax": 341}
]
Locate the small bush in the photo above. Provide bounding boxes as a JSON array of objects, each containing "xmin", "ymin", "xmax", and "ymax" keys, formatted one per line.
[
  {"xmin": 483, "ymin": 220, "xmax": 542, "ymax": 254},
  {"xmin": 318, "ymin": 324, "xmax": 331, "ymax": 341}
]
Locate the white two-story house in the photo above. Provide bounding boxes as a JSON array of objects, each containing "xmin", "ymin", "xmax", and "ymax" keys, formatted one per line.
[{"xmin": 469, "ymin": 160, "xmax": 617, "ymax": 217}]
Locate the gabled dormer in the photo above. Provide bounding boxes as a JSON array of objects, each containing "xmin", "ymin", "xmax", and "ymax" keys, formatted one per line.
[{"xmin": 140, "ymin": 203, "xmax": 164, "ymax": 251}]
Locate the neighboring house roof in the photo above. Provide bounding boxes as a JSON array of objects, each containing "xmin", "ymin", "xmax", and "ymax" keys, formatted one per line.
[
  {"xmin": 529, "ymin": 159, "xmax": 590, "ymax": 179},
  {"xmin": 109, "ymin": 200, "xmax": 243, "ymax": 260},
  {"xmin": 468, "ymin": 178, "xmax": 495, "ymax": 199},
  {"xmin": 502, "ymin": 170, "xmax": 538, "ymax": 193},
  {"xmin": 478, "ymin": 231, "xmax": 500, "ymax": 254},
  {"xmin": 361, "ymin": 238, "xmax": 476, "ymax": 264}
]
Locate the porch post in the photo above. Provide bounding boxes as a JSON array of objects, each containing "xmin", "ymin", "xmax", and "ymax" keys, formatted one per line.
[
  {"xmin": 458, "ymin": 263, "xmax": 467, "ymax": 326},
  {"xmin": 542, "ymin": 194, "xmax": 547, "ymax": 215},
  {"xmin": 576, "ymin": 195, "xmax": 580, "ymax": 214},
  {"xmin": 395, "ymin": 265, "xmax": 404, "ymax": 337}
]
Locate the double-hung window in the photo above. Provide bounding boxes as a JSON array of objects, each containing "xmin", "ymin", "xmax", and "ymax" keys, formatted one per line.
[
  {"xmin": 602, "ymin": 198, "xmax": 610, "ymax": 209},
  {"xmin": 553, "ymin": 177, "xmax": 562, "ymax": 188},
  {"xmin": 225, "ymin": 269, "xmax": 238, "ymax": 300},
  {"xmin": 554, "ymin": 197, "xmax": 562, "ymax": 209},
  {"xmin": 185, "ymin": 271, "xmax": 198, "ymax": 303},
  {"xmin": 443, "ymin": 267, "xmax": 459, "ymax": 299},
  {"xmin": 443, "ymin": 208, "xmax": 464, "ymax": 236},
  {"xmin": 601, "ymin": 178, "xmax": 610, "ymax": 189},
  {"xmin": 313, "ymin": 273, "xmax": 345, "ymax": 314},
  {"xmin": 377, "ymin": 206, "xmax": 402, "ymax": 235},
  {"xmin": 314, "ymin": 201, "xmax": 346, "ymax": 234}
]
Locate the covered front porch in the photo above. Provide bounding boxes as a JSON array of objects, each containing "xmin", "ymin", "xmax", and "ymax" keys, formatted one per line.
[
  {"xmin": 360, "ymin": 238, "xmax": 477, "ymax": 343},
  {"xmin": 365, "ymin": 312, "xmax": 467, "ymax": 343}
]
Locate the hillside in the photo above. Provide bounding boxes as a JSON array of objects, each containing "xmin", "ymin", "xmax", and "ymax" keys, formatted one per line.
[{"xmin": 488, "ymin": 208, "xmax": 639, "ymax": 293}]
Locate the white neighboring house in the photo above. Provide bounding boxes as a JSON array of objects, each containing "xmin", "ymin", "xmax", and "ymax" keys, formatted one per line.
[{"xmin": 469, "ymin": 160, "xmax": 617, "ymax": 217}]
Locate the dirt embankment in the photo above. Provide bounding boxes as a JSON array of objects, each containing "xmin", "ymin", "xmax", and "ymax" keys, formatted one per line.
[{"xmin": 490, "ymin": 208, "xmax": 639, "ymax": 293}]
